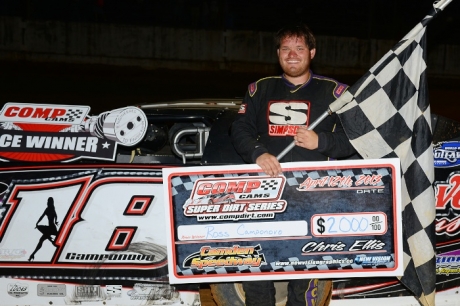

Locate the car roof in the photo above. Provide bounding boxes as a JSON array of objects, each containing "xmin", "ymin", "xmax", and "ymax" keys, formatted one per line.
[{"xmin": 138, "ymin": 99, "xmax": 242, "ymax": 110}]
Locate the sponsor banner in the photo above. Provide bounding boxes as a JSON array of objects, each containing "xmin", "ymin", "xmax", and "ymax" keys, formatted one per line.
[
  {"xmin": 434, "ymin": 141, "xmax": 460, "ymax": 168},
  {"xmin": 0, "ymin": 104, "xmax": 90, "ymax": 124},
  {"xmin": 326, "ymin": 142, "xmax": 460, "ymax": 301},
  {"xmin": 7, "ymin": 282, "xmax": 28, "ymax": 298},
  {"xmin": 163, "ymin": 159, "xmax": 403, "ymax": 284},
  {"xmin": 433, "ymin": 156, "xmax": 460, "ymax": 295},
  {"xmin": 0, "ymin": 103, "xmax": 148, "ymax": 162},
  {"xmin": 0, "ymin": 130, "xmax": 115, "ymax": 159},
  {"xmin": 0, "ymin": 164, "xmax": 168, "ymax": 281},
  {"xmin": 0, "ymin": 278, "xmax": 200, "ymax": 306}
]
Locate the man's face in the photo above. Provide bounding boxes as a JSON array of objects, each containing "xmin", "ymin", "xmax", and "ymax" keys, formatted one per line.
[{"xmin": 277, "ymin": 35, "xmax": 316, "ymax": 80}]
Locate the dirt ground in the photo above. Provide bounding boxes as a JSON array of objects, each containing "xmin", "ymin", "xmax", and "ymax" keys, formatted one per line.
[{"xmin": 1, "ymin": 60, "xmax": 459, "ymax": 123}]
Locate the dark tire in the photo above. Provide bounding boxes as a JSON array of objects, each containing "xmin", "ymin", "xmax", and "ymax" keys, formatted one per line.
[{"xmin": 210, "ymin": 280, "xmax": 332, "ymax": 306}]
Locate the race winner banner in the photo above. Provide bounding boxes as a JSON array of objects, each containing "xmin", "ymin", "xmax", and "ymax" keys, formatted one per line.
[{"xmin": 163, "ymin": 158, "xmax": 403, "ymax": 284}]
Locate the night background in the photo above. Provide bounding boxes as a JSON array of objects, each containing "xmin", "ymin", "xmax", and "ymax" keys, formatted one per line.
[
  {"xmin": 1, "ymin": 0, "xmax": 459, "ymax": 121},
  {"xmin": 1, "ymin": 0, "xmax": 459, "ymax": 40},
  {"xmin": 0, "ymin": 2, "xmax": 459, "ymax": 304}
]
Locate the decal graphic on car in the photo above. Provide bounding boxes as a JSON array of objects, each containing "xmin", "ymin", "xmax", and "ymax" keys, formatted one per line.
[{"xmin": 0, "ymin": 103, "xmax": 148, "ymax": 162}]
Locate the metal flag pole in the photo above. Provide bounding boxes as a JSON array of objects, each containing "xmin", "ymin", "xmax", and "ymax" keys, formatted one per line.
[
  {"xmin": 276, "ymin": 0, "xmax": 452, "ymax": 161},
  {"xmin": 276, "ymin": 109, "xmax": 333, "ymax": 160}
]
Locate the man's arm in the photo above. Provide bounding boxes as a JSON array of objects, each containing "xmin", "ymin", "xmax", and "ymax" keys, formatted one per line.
[
  {"xmin": 255, "ymin": 153, "xmax": 282, "ymax": 177},
  {"xmin": 231, "ymin": 85, "xmax": 283, "ymax": 176},
  {"xmin": 231, "ymin": 92, "xmax": 268, "ymax": 163}
]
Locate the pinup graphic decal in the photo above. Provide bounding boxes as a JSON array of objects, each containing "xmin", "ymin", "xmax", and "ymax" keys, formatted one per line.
[{"xmin": 28, "ymin": 197, "xmax": 60, "ymax": 261}]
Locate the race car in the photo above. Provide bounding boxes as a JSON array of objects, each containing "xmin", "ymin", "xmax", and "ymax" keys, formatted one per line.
[
  {"xmin": 116, "ymin": 99, "xmax": 460, "ymax": 306},
  {"xmin": 115, "ymin": 99, "xmax": 244, "ymax": 165},
  {"xmin": 116, "ymin": 98, "xmax": 458, "ymax": 167},
  {"xmin": 2, "ymin": 100, "xmax": 460, "ymax": 306}
]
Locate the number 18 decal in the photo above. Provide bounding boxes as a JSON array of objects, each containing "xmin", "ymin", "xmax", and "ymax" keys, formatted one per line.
[{"xmin": 0, "ymin": 170, "xmax": 165, "ymax": 270}]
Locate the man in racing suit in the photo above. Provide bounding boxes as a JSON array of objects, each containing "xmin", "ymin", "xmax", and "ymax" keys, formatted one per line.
[{"xmin": 231, "ymin": 23, "xmax": 356, "ymax": 306}]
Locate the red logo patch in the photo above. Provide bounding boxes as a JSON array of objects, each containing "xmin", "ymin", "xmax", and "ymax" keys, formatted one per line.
[{"xmin": 268, "ymin": 101, "xmax": 310, "ymax": 136}]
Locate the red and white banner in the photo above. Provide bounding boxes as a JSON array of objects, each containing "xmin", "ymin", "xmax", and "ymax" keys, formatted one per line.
[
  {"xmin": 0, "ymin": 164, "xmax": 199, "ymax": 305},
  {"xmin": 0, "ymin": 103, "xmax": 148, "ymax": 162}
]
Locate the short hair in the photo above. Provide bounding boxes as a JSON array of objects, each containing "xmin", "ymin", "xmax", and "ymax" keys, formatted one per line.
[{"xmin": 274, "ymin": 23, "xmax": 316, "ymax": 50}]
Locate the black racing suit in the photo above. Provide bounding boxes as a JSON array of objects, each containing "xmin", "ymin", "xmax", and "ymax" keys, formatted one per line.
[
  {"xmin": 232, "ymin": 73, "xmax": 355, "ymax": 163},
  {"xmin": 231, "ymin": 72, "xmax": 355, "ymax": 306}
]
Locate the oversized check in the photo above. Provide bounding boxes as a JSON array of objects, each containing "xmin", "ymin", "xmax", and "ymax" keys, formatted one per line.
[{"xmin": 163, "ymin": 159, "xmax": 403, "ymax": 284}]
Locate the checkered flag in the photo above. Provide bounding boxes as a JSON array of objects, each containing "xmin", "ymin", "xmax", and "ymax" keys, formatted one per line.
[
  {"xmin": 328, "ymin": 1, "xmax": 452, "ymax": 305},
  {"xmin": 260, "ymin": 179, "xmax": 279, "ymax": 190},
  {"xmin": 66, "ymin": 109, "xmax": 85, "ymax": 121}
]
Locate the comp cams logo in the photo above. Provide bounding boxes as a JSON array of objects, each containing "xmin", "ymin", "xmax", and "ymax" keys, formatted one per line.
[
  {"xmin": 0, "ymin": 103, "xmax": 89, "ymax": 124},
  {"xmin": 183, "ymin": 245, "xmax": 267, "ymax": 270},
  {"xmin": 183, "ymin": 176, "xmax": 286, "ymax": 220}
]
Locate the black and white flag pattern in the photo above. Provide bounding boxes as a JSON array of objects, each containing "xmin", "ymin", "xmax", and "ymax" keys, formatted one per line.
[{"xmin": 328, "ymin": 1, "xmax": 452, "ymax": 305}]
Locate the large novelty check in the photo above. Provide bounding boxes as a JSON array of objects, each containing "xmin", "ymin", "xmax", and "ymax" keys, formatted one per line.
[{"xmin": 163, "ymin": 158, "xmax": 403, "ymax": 284}]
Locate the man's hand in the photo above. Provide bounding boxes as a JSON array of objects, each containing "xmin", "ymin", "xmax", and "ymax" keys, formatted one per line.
[
  {"xmin": 256, "ymin": 153, "xmax": 282, "ymax": 177},
  {"xmin": 294, "ymin": 127, "xmax": 318, "ymax": 150}
]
